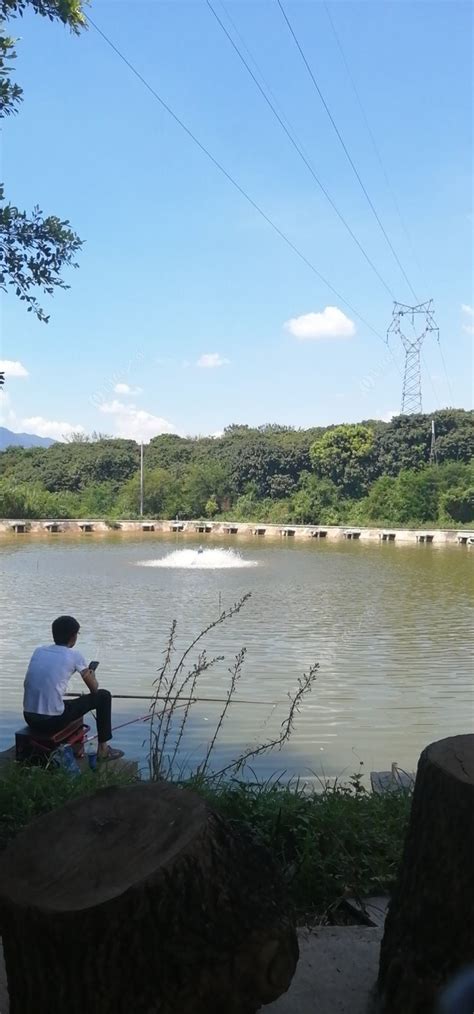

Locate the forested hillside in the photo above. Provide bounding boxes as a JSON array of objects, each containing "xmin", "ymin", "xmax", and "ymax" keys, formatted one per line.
[{"xmin": 1, "ymin": 410, "xmax": 473, "ymax": 527}]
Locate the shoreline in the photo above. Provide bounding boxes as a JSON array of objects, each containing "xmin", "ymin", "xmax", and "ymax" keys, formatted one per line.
[{"xmin": 1, "ymin": 517, "xmax": 473, "ymax": 545}]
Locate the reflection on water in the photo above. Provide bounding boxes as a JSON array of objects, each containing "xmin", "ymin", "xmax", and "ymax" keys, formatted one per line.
[{"xmin": 0, "ymin": 535, "xmax": 472, "ymax": 780}]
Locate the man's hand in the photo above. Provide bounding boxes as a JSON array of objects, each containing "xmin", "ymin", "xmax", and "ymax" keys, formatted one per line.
[{"xmin": 81, "ymin": 668, "xmax": 99, "ymax": 694}]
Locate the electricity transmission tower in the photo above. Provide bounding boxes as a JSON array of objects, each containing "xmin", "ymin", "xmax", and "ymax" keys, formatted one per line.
[{"xmin": 387, "ymin": 300, "xmax": 439, "ymax": 414}]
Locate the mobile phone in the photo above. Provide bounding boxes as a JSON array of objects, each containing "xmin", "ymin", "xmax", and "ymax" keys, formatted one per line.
[{"xmin": 89, "ymin": 660, "xmax": 100, "ymax": 672}]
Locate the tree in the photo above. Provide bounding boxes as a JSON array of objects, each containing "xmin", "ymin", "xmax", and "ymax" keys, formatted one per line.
[
  {"xmin": 310, "ymin": 424, "xmax": 377, "ymax": 499},
  {"xmin": 183, "ymin": 462, "xmax": 231, "ymax": 516},
  {"xmin": 440, "ymin": 486, "xmax": 474, "ymax": 525},
  {"xmin": 205, "ymin": 497, "xmax": 219, "ymax": 517},
  {"xmin": 215, "ymin": 431, "xmax": 308, "ymax": 499},
  {"xmin": 290, "ymin": 474, "xmax": 341, "ymax": 525},
  {"xmin": 0, "ymin": 0, "xmax": 85, "ymax": 321},
  {"xmin": 376, "ymin": 735, "xmax": 474, "ymax": 1013},
  {"xmin": 2, "ymin": 413, "xmax": 471, "ymax": 524},
  {"xmin": 0, "ymin": 781, "xmax": 298, "ymax": 1014},
  {"xmin": 118, "ymin": 467, "xmax": 183, "ymax": 519},
  {"xmin": 363, "ymin": 463, "xmax": 473, "ymax": 526},
  {"xmin": 374, "ymin": 410, "xmax": 474, "ymax": 477},
  {"xmin": 432, "ymin": 409, "xmax": 474, "ymax": 464},
  {"xmin": 146, "ymin": 433, "xmax": 195, "ymax": 471},
  {"xmin": 2, "ymin": 438, "xmax": 140, "ymax": 492}
]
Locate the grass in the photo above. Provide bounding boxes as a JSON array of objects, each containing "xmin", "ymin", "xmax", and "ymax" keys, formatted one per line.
[
  {"xmin": 185, "ymin": 770, "xmax": 411, "ymax": 922},
  {"xmin": 0, "ymin": 762, "xmax": 136, "ymax": 851},
  {"xmin": 0, "ymin": 762, "xmax": 411, "ymax": 923}
]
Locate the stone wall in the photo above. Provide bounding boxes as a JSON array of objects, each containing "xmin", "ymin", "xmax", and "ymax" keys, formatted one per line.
[{"xmin": 0, "ymin": 518, "xmax": 472, "ymax": 546}]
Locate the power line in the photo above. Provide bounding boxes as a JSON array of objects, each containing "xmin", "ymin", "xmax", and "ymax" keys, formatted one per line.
[
  {"xmin": 218, "ymin": 0, "xmax": 309, "ymax": 155},
  {"xmin": 86, "ymin": 13, "xmax": 386, "ymax": 343},
  {"xmin": 276, "ymin": 0, "xmax": 420, "ymax": 304},
  {"xmin": 421, "ymin": 350, "xmax": 440, "ymax": 410},
  {"xmin": 437, "ymin": 340, "xmax": 454, "ymax": 406},
  {"xmin": 323, "ymin": 2, "xmax": 454, "ymax": 408},
  {"xmin": 206, "ymin": 0, "xmax": 396, "ymax": 301},
  {"xmin": 323, "ymin": 1, "xmax": 428, "ymax": 295}
]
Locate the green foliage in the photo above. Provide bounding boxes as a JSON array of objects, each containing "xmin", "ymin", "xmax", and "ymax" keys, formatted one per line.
[
  {"xmin": 180, "ymin": 774, "xmax": 411, "ymax": 919},
  {"xmin": 1, "ymin": 0, "xmax": 86, "ymax": 117},
  {"xmin": 0, "ymin": 762, "xmax": 135, "ymax": 851},
  {"xmin": 0, "ymin": 480, "xmax": 80, "ymax": 518},
  {"xmin": 1, "ymin": 0, "xmax": 85, "ymax": 318},
  {"xmin": 364, "ymin": 463, "xmax": 473, "ymax": 526},
  {"xmin": 374, "ymin": 409, "xmax": 474, "ymax": 475},
  {"xmin": 182, "ymin": 461, "xmax": 231, "ymax": 516},
  {"xmin": 76, "ymin": 481, "xmax": 117, "ymax": 517},
  {"xmin": 205, "ymin": 497, "xmax": 219, "ymax": 517},
  {"xmin": 0, "ymin": 762, "xmax": 411, "ymax": 921},
  {"xmin": 146, "ymin": 433, "xmax": 198, "ymax": 471},
  {"xmin": 439, "ymin": 486, "xmax": 474, "ymax": 525},
  {"xmin": 290, "ymin": 474, "xmax": 342, "ymax": 525},
  {"xmin": 0, "ymin": 185, "xmax": 83, "ymax": 321},
  {"xmin": 214, "ymin": 427, "xmax": 313, "ymax": 499},
  {"xmin": 0, "ymin": 412, "xmax": 472, "ymax": 526},
  {"xmin": 117, "ymin": 468, "xmax": 182, "ymax": 519},
  {"xmin": 310, "ymin": 424, "xmax": 377, "ymax": 498},
  {"xmin": 220, "ymin": 493, "xmax": 291, "ymax": 524},
  {"xmin": 1, "ymin": 438, "xmax": 139, "ymax": 492}
]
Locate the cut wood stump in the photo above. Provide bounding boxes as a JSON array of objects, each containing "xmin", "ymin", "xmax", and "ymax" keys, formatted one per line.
[
  {"xmin": 375, "ymin": 734, "xmax": 474, "ymax": 1014},
  {"xmin": 0, "ymin": 781, "xmax": 298, "ymax": 1014}
]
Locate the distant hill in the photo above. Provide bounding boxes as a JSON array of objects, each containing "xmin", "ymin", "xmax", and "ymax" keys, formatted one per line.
[{"xmin": 0, "ymin": 426, "xmax": 54, "ymax": 450}]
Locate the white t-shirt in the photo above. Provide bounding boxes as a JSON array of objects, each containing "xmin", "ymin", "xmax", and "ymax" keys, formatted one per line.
[{"xmin": 23, "ymin": 644, "xmax": 88, "ymax": 716}]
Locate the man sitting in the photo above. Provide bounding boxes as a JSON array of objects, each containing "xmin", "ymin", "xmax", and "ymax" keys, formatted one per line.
[{"xmin": 23, "ymin": 615, "xmax": 123, "ymax": 761}]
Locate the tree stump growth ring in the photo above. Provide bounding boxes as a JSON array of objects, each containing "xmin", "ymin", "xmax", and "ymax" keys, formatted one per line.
[{"xmin": 0, "ymin": 781, "xmax": 298, "ymax": 1014}]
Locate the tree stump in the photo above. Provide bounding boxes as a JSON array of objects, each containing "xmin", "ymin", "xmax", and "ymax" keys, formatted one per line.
[
  {"xmin": 0, "ymin": 781, "xmax": 298, "ymax": 1014},
  {"xmin": 376, "ymin": 734, "xmax": 474, "ymax": 1014}
]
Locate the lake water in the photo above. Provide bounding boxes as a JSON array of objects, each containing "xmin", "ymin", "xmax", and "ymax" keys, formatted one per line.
[{"xmin": 1, "ymin": 534, "xmax": 472, "ymax": 781}]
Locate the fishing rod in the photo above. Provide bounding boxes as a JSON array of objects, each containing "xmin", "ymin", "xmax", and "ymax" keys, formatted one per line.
[
  {"xmin": 84, "ymin": 701, "xmax": 191, "ymax": 742},
  {"xmin": 65, "ymin": 693, "xmax": 276, "ymax": 706}
]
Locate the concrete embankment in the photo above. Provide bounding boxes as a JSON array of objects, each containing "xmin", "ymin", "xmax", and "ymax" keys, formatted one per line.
[{"xmin": 0, "ymin": 518, "xmax": 473, "ymax": 546}]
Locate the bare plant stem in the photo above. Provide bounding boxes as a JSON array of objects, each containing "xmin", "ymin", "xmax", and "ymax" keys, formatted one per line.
[
  {"xmin": 148, "ymin": 619, "xmax": 176, "ymax": 776},
  {"xmin": 199, "ymin": 648, "xmax": 246, "ymax": 778},
  {"xmin": 160, "ymin": 652, "xmax": 224, "ymax": 774},
  {"xmin": 151, "ymin": 594, "xmax": 250, "ymax": 775},
  {"xmin": 172, "ymin": 593, "xmax": 251, "ymax": 680},
  {"xmin": 147, "ymin": 593, "xmax": 319, "ymax": 784},
  {"xmin": 209, "ymin": 662, "xmax": 320, "ymax": 781}
]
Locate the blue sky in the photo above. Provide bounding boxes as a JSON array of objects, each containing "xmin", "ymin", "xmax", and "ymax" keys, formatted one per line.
[{"xmin": 1, "ymin": 0, "xmax": 472, "ymax": 440}]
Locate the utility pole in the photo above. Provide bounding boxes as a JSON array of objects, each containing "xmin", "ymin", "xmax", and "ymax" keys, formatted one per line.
[
  {"xmin": 429, "ymin": 418, "xmax": 438, "ymax": 466},
  {"xmin": 387, "ymin": 300, "xmax": 439, "ymax": 414},
  {"xmin": 139, "ymin": 442, "xmax": 144, "ymax": 517}
]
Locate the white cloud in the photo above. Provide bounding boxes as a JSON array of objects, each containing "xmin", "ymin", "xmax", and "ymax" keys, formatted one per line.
[
  {"xmin": 196, "ymin": 353, "xmax": 230, "ymax": 369},
  {"xmin": 113, "ymin": 383, "xmax": 142, "ymax": 396},
  {"xmin": 461, "ymin": 304, "xmax": 474, "ymax": 334},
  {"xmin": 285, "ymin": 306, "xmax": 355, "ymax": 341},
  {"xmin": 0, "ymin": 359, "xmax": 29, "ymax": 378},
  {"xmin": 0, "ymin": 393, "xmax": 84, "ymax": 441},
  {"xmin": 377, "ymin": 410, "xmax": 397, "ymax": 423},
  {"xmin": 21, "ymin": 416, "xmax": 85, "ymax": 440},
  {"xmin": 98, "ymin": 399, "xmax": 177, "ymax": 443},
  {"xmin": 0, "ymin": 392, "xmax": 17, "ymax": 429}
]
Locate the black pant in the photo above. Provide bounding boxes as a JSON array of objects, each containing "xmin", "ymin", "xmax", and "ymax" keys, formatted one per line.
[{"xmin": 24, "ymin": 689, "xmax": 113, "ymax": 744}]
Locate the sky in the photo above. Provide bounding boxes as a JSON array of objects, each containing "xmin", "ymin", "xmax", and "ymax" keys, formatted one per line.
[{"xmin": 1, "ymin": 0, "xmax": 473, "ymax": 441}]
